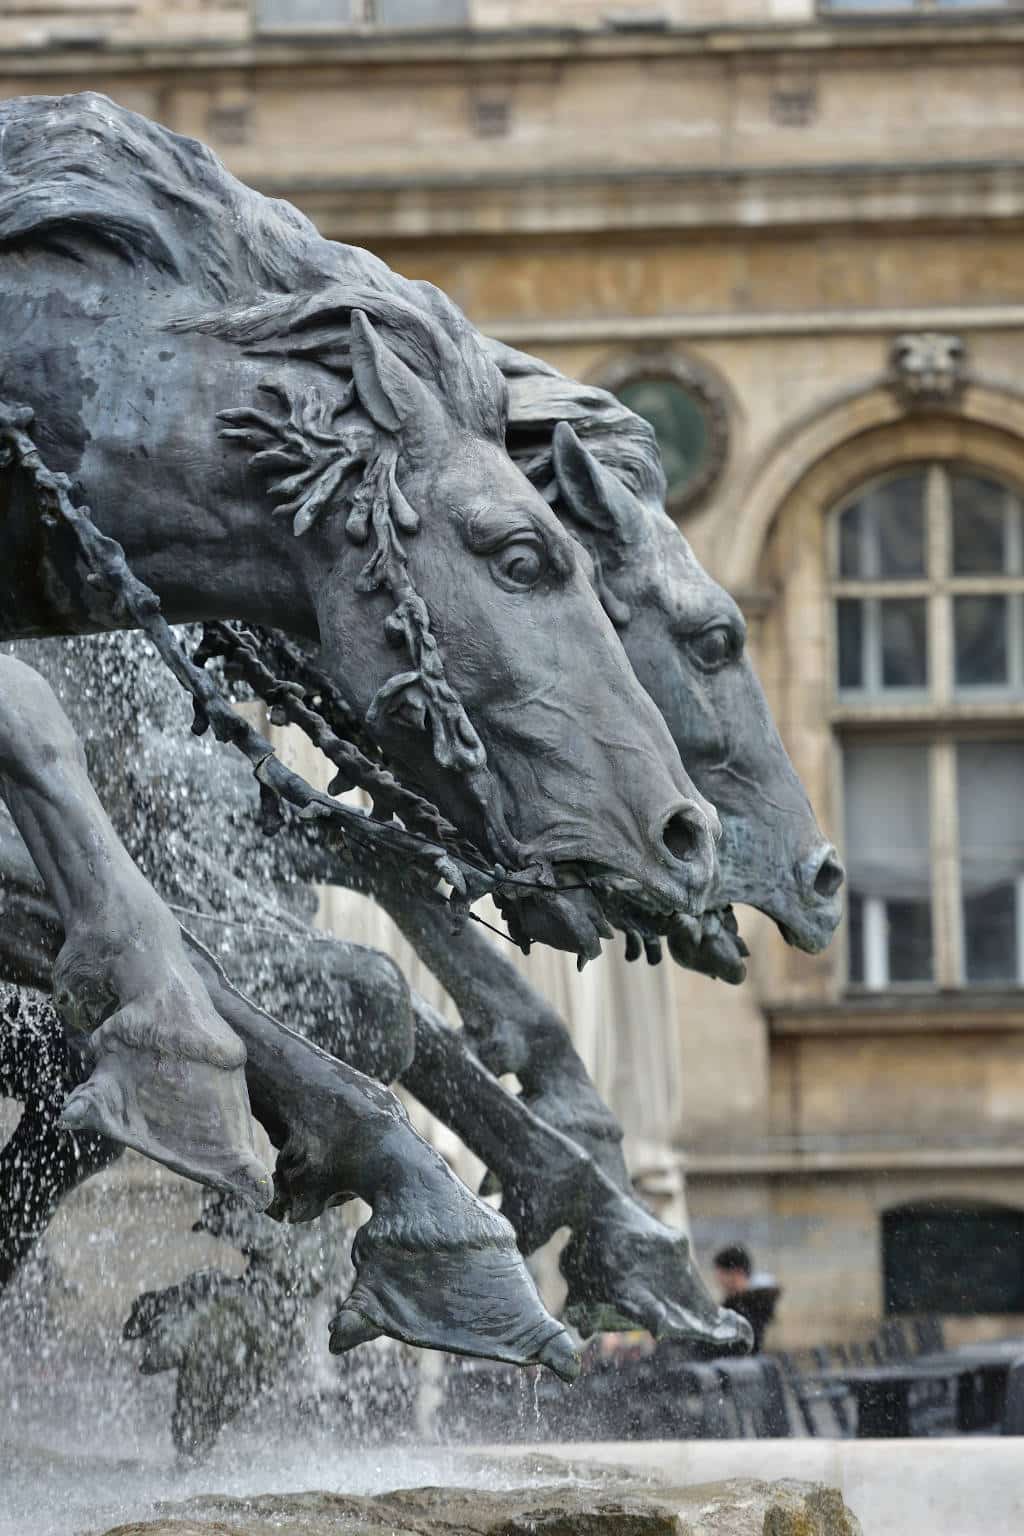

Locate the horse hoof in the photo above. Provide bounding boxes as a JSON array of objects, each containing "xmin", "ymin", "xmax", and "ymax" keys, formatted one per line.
[
  {"xmin": 538, "ymin": 1328, "xmax": 581, "ymax": 1383},
  {"xmin": 559, "ymin": 1198, "xmax": 753, "ymax": 1357},
  {"xmin": 328, "ymin": 1307, "xmax": 381, "ymax": 1354},
  {"xmin": 330, "ymin": 1197, "xmax": 575, "ymax": 1376},
  {"xmin": 60, "ymin": 1037, "xmax": 273, "ymax": 1210}
]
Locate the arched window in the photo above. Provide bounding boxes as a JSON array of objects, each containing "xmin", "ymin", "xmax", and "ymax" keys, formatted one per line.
[{"xmin": 832, "ymin": 465, "xmax": 1024, "ymax": 989}]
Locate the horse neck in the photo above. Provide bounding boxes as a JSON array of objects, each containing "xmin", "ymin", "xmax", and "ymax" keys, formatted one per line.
[
  {"xmin": 2, "ymin": 451, "xmax": 321, "ymax": 647},
  {"xmin": 98, "ymin": 495, "xmax": 322, "ymax": 641}
]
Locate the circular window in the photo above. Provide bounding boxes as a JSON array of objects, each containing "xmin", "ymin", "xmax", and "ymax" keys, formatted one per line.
[{"xmin": 599, "ymin": 355, "xmax": 729, "ymax": 515}]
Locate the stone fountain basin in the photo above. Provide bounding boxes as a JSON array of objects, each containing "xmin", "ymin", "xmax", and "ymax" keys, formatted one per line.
[{"xmin": 98, "ymin": 1467, "xmax": 860, "ymax": 1535}]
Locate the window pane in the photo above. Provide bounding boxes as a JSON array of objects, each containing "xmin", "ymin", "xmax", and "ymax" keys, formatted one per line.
[
  {"xmin": 838, "ymin": 502, "xmax": 862, "ymax": 579},
  {"xmin": 887, "ymin": 900, "xmax": 934, "ymax": 984},
  {"xmin": 837, "ymin": 599, "xmax": 863, "ymax": 690},
  {"xmin": 844, "ymin": 744, "xmax": 932, "ymax": 986},
  {"xmin": 880, "ymin": 598, "xmax": 927, "ymax": 688},
  {"xmin": 847, "ymin": 891, "xmax": 865, "ymax": 985},
  {"xmin": 963, "ymin": 885, "xmax": 1017, "ymax": 986},
  {"xmin": 954, "ymin": 594, "xmax": 1008, "ymax": 688},
  {"xmin": 824, "ymin": 0, "xmax": 916, "ymax": 12},
  {"xmin": 258, "ymin": 0, "xmax": 354, "ymax": 22},
  {"xmin": 951, "ymin": 473, "xmax": 1010, "ymax": 575},
  {"xmin": 876, "ymin": 479, "xmax": 927, "ymax": 579},
  {"xmin": 376, "ymin": 0, "xmax": 469, "ymax": 22},
  {"xmin": 838, "ymin": 475, "xmax": 925, "ymax": 580},
  {"xmin": 958, "ymin": 742, "xmax": 1024, "ymax": 984}
]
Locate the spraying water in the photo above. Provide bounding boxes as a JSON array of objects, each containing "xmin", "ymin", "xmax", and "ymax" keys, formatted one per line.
[{"xmin": 0, "ymin": 631, "xmax": 580, "ymax": 1533}]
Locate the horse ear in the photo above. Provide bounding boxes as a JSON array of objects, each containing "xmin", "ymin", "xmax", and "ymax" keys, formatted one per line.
[
  {"xmin": 551, "ymin": 421, "xmax": 642, "ymax": 550},
  {"xmin": 349, "ymin": 309, "xmax": 433, "ymax": 433}
]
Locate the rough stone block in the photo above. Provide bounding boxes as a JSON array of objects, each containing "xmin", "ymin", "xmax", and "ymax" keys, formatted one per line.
[{"xmin": 96, "ymin": 1475, "xmax": 863, "ymax": 1536}]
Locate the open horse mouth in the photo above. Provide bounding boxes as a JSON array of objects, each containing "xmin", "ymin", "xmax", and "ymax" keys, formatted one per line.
[{"xmin": 495, "ymin": 860, "xmax": 703, "ymax": 964}]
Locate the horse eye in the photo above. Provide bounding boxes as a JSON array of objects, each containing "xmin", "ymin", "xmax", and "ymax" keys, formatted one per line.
[
  {"xmin": 690, "ymin": 624, "xmax": 737, "ymax": 671},
  {"xmin": 491, "ymin": 538, "xmax": 546, "ymax": 591}
]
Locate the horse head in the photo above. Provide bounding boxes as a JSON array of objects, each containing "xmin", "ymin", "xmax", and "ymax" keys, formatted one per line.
[
  {"xmin": 496, "ymin": 343, "xmax": 843, "ymax": 962},
  {"xmin": 0, "ymin": 93, "xmax": 721, "ymax": 962},
  {"xmin": 208, "ymin": 296, "xmax": 721, "ymax": 959}
]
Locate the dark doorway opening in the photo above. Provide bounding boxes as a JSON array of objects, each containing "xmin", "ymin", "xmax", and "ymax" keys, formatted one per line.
[{"xmin": 882, "ymin": 1200, "xmax": 1024, "ymax": 1316}]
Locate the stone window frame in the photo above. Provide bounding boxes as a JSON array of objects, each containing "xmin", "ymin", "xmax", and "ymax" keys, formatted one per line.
[
  {"xmin": 831, "ymin": 464, "xmax": 1024, "ymax": 709},
  {"xmin": 753, "ymin": 416, "xmax": 1024, "ymax": 1006},
  {"xmin": 835, "ymin": 463, "xmax": 1024, "ymax": 995},
  {"xmin": 595, "ymin": 350, "xmax": 730, "ymax": 519}
]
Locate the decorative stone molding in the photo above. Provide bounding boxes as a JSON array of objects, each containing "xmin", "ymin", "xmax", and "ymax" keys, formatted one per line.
[
  {"xmin": 889, "ymin": 331, "xmax": 967, "ymax": 407},
  {"xmin": 594, "ymin": 349, "xmax": 730, "ymax": 517},
  {"xmin": 723, "ymin": 378, "xmax": 1024, "ymax": 592}
]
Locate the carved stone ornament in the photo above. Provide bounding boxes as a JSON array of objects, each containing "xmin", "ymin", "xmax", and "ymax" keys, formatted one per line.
[
  {"xmin": 595, "ymin": 351, "xmax": 730, "ymax": 517},
  {"xmin": 889, "ymin": 332, "xmax": 968, "ymax": 406}
]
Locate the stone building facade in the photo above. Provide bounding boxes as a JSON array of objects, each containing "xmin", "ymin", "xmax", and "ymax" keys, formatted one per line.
[{"xmin": 5, "ymin": 0, "xmax": 1024, "ymax": 1347}]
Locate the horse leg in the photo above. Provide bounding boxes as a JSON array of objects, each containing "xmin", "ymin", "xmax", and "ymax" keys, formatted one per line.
[
  {"xmin": 406, "ymin": 998, "xmax": 749, "ymax": 1353},
  {"xmin": 0, "ymin": 653, "xmax": 273, "ymax": 1206},
  {"xmin": 183, "ymin": 934, "xmax": 576, "ymax": 1376},
  {"xmin": 0, "ymin": 789, "xmax": 576, "ymax": 1375},
  {"xmin": 313, "ymin": 855, "xmax": 749, "ymax": 1351}
]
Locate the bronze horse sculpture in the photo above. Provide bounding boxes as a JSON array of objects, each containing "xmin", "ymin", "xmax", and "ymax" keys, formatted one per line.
[
  {"xmin": 0, "ymin": 92, "xmax": 734, "ymax": 1375},
  {"xmin": 0, "ymin": 362, "xmax": 845, "ymax": 1381},
  {"xmin": 116, "ymin": 347, "xmax": 849, "ymax": 1406},
  {"xmin": 0, "ymin": 92, "xmax": 717, "ymax": 948},
  {"xmin": 0, "ymin": 93, "xmax": 844, "ymax": 1397},
  {"xmin": 324, "ymin": 357, "xmax": 845, "ymax": 1344}
]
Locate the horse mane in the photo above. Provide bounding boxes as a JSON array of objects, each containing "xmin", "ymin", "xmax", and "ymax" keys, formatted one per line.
[
  {"xmin": 0, "ymin": 92, "xmax": 505, "ymax": 438},
  {"xmin": 487, "ymin": 338, "xmax": 669, "ymax": 514},
  {"xmin": 0, "ymin": 92, "xmax": 514, "ymax": 784}
]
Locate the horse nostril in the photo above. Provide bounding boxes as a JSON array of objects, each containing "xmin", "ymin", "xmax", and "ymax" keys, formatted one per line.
[
  {"xmin": 662, "ymin": 808, "xmax": 704, "ymax": 866},
  {"xmin": 812, "ymin": 849, "xmax": 845, "ymax": 900}
]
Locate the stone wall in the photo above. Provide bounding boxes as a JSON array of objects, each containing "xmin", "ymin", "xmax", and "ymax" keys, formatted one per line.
[{"xmin": 0, "ymin": 0, "xmax": 819, "ymax": 54}]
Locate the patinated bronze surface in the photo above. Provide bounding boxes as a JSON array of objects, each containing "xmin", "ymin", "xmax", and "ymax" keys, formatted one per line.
[
  {"xmin": 0, "ymin": 91, "xmax": 718, "ymax": 961},
  {"xmin": 0, "ymin": 92, "xmax": 844, "ymax": 1409}
]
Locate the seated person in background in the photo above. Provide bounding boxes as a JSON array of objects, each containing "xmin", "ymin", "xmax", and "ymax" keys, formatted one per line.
[{"xmin": 713, "ymin": 1243, "xmax": 781, "ymax": 1354}]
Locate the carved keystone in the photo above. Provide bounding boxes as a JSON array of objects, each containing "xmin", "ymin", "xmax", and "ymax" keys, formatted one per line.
[{"xmin": 889, "ymin": 332, "xmax": 967, "ymax": 406}]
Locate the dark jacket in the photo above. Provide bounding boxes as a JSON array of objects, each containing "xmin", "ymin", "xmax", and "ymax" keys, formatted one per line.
[{"xmin": 725, "ymin": 1280, "xmax": 780, "ymax": 1354}]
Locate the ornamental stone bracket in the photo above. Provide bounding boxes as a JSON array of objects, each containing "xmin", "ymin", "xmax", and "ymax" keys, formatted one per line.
[{"xmin": 888, "ymin": 331, "xmax": 968, "ymax": 408}]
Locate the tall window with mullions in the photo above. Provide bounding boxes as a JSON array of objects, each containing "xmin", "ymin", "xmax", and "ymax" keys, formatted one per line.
[{"xmin": 832, "ymin": 465, "xmax": 1024, "ymax": 990}]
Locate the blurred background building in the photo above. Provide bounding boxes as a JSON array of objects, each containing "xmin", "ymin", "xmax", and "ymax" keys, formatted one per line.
[{"xmin": 4, "ymin": 0, "xmax": 1024, "ymax": 1347}]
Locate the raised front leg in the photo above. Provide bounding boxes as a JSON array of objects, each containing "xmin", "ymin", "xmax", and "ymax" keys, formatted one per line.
[
  {"xmin": 186, "ymin": 940, "xmax": 577, "ymax": 1377},
  {"xmin": 0, "ymin": 784, "xmax": 576, "ymax": 1376},
  {"xmin": 407, "ymin": 999, "xmax": 750, "ymax": 1354},
  {"xmin": 0, "ymin": 655, "xmax": 271, "ymax": 1206},
  {"xmin": 322, "ymin": 858, "xmax": 750, "ymax": 1350}
]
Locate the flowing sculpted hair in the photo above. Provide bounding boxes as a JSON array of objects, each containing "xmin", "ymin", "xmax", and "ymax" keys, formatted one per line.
[
  {"xmin": 0, "ymin": 91, "xmax": 517, "ymax": 779},
  {"xmin": 0, "ymin": 91, "xmax": 507, "ymax": 441},
  {"xmin": 486, "ymin": 339, "xmax": 669, "ymax": 516}
]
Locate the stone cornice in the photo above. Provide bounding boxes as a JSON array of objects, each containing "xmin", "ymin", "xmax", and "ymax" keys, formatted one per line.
[
  {"xmin": 257, "ymin": 160, "xmax": 1024, "ymax": 242},
  {"xmin": 483, "ymin": 304, "xmax": 1024, "ymax": 350},
  {"xmin": 768, "ymin": 992, "xmax": 1024, "ymax": 1037},
  {"xmin": 4, "ymin": 17, "xmax": 1024, "ymax": 73},
  {"xmin": 686, "ymin": 1141, "xmax": 1024, "ymax": 1175}
]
